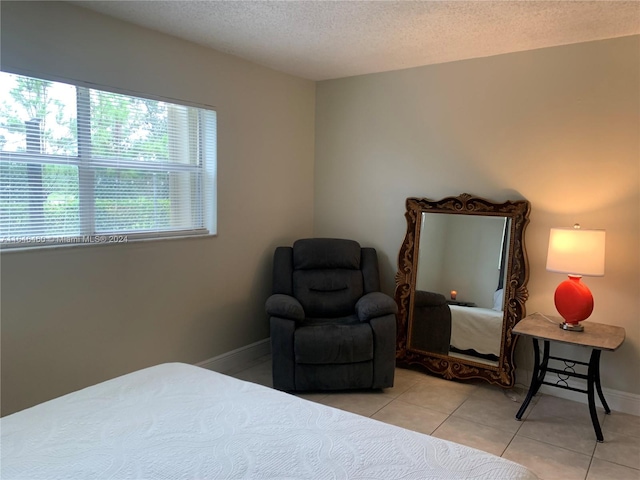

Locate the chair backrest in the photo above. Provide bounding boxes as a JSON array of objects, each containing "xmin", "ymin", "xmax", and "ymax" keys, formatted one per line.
[{"xmin": 272, "ymin": 238, "xmax": 381, "ymax": 318}]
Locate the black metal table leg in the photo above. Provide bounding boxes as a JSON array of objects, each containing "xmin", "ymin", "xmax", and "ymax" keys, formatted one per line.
[
  {"xmin": 594, "ymin": 349, "xmax": 611, "ymax": 415},
  {"xmin": 588, "ymin": 349, "xmax": 605, "ymax": 442},
  {"xmin": 516, "ymin": 339, "xmax": 550, "ymax": 420}
]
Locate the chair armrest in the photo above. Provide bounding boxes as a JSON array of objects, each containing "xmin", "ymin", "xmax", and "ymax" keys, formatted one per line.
[
  {"xmin": 265, "ymin": 294, "xmax": 305, "ymax": 321},
  {"xmin": 355, "ymin": 292, "xmax": 398, "ymax": 322}
]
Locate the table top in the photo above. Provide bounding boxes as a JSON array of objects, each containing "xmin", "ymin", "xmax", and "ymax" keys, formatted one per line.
[{"xmin": 513, "ymin": 313, "xmax": 626, "ymax": 351}]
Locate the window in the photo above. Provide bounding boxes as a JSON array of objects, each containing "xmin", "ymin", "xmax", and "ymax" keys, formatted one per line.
[{"xmin": 0, "ymin": 72, "xmax": 216, "ymax": 248}]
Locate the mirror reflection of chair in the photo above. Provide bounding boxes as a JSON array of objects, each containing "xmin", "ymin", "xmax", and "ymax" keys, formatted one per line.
[
  {"xmin": 411, "ymin": 291, "xmax": 451, "ymax": 355},
  {"xmin": 266, "ymin": 238, "xmax": 397, "ymax": 392}
]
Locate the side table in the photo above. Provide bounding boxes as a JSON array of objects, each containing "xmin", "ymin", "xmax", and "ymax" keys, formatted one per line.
[{"xmin": 513, "ymin": 313, "xmax": 625, "ymax": 442}]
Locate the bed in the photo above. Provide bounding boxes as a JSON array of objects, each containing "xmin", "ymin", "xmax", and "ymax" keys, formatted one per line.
[
  {"xmin": 449, "ymin": 305, "xmax": 504, "ymax": 358},
  {"xmin": 1, "ymin": 363, "xmax": 536, "ymax": 479}
]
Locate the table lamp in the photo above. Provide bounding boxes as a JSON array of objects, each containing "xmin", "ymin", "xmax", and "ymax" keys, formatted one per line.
[{"xmin": 546, "ymin": 224, "xmax": 605, "ymax": 332}]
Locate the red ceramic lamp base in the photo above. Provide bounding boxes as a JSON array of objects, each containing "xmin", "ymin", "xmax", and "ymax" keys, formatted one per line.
[{"xmin": 554, "ymin": 275, "xmax": 594, "ymax": 332}]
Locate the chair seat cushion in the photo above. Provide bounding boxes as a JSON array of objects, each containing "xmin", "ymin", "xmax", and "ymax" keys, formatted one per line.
[{"xmin": 294, "ymin": 322, "xmax": 373, "ymax": 364}]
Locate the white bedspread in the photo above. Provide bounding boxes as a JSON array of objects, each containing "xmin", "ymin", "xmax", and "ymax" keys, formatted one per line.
[
  {"xmin": 1, "ymin": 363, "xmax": 536, "ymax": 479},
  {"xmin": 450, "ymin": 306, "xmax": 504, "ymax": 356},
  {"xmin": 449, "ymin": 305, "xmax": 504, "ymax": 356}
]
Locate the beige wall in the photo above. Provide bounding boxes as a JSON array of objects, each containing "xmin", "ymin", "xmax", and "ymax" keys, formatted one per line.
[
  {"xmin": 0, "ymin": 2, "xmax": 315, "ymax": 415},
  {"xmin": 315, "ymin": 36, "xmax": 640, "ymax": 395}
]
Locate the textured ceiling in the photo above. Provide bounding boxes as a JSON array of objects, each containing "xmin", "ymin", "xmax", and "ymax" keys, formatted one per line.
[{"xmin": 73, "ymin": 1, "xmax": 640, "ymax": 81}]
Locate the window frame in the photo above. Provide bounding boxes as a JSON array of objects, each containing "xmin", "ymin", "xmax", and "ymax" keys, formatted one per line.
[{"xmin": 0, "ymin": 69, "xmax": 217, "ymax": 250}]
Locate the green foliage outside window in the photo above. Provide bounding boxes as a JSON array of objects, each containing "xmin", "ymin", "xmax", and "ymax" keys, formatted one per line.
[{"xmin": 0, "ymin": 73, "xmax": 182, "ymax": 238}]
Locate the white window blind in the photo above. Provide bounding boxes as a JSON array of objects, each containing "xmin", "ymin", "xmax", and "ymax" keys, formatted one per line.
[{"xmin": 0, "ymin": 71, "xmax": 216, "ymax": 248}]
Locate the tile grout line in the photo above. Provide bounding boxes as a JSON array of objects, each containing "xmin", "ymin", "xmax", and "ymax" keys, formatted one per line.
[
  {"xmin": 444, "ymin": 382, "xmax": 482, "ymax": 418},
  {"xmin": 514, "ymin": 429, "xmax": 595, "ymax": 459},
  {"xmin": 368, "ymin": 398, "xmax": 395, "ymax": 418},
  {"xmin": 499, "ymin": 429, "xmax": 518, "ymax": 458},
  {"xmin": 584, "ymin": 455, "xmax": 595, "ymax": 480}
]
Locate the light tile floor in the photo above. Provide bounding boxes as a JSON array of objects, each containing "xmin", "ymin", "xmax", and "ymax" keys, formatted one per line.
[{"xmin": 229, "ymin": 355, "xmax": 640, "ymax": 480}]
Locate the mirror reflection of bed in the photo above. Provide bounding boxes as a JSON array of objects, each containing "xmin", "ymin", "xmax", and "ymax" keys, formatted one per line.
[{"xmin": 411, "ymin": 213, "xmax": 511, "ymax": 366}]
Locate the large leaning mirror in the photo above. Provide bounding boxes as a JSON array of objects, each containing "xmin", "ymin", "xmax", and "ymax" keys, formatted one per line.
[{"xmin": 395, "ymin": 193, "xmax": 530, "ymax": 387}]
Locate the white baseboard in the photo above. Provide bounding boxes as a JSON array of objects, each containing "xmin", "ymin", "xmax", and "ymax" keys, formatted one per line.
[
  {"xmin": 518, "ymin": 369, "xmax": 640, "ymax": 417},
  {"xmin": 196, "ymin": 338, "xmax": 271, "ymax": 374}
]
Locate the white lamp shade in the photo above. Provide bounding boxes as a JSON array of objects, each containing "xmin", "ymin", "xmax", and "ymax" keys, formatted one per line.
[{"xmin": 546, "ymin": 227, "xmax": 605, "ymax": 276}]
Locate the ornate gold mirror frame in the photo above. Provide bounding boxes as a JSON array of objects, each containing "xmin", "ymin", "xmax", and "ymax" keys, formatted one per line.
[{"xmin": 395, "ymin": 193, "xmax": 531, "ymax": 387}]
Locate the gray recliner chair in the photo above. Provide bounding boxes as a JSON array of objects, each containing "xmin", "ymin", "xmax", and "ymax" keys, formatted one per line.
[{"xmin": 266, "ymin": 238, "xmax": 397, "ymax": 391}]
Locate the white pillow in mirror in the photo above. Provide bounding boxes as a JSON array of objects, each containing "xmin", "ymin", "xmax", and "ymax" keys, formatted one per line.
[{"xmin": 493, "ymin": 288, "xmax": 504, "ymax": 311}]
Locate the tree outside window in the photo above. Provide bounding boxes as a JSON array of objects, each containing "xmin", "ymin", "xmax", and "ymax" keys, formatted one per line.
[{"xmin": 0, "ymin": 72, "xmax": 216, "ymax": 247}]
